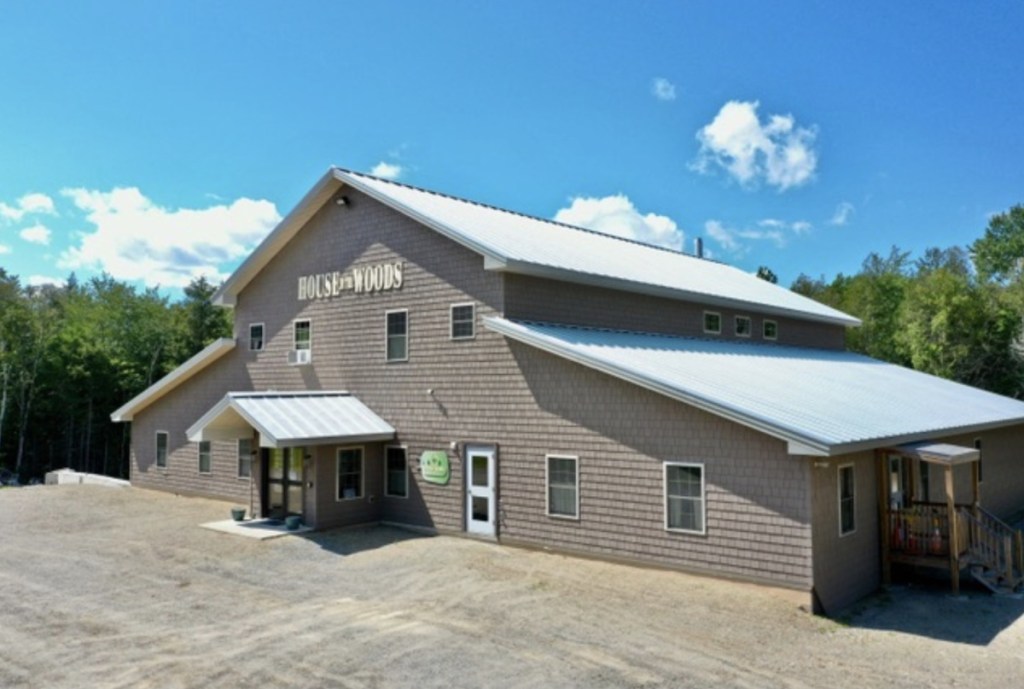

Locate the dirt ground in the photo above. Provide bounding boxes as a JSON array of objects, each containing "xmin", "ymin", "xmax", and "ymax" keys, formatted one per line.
[{"xmin": 1, "ymin": 486, "xmax": 1023, "ymax": 689}]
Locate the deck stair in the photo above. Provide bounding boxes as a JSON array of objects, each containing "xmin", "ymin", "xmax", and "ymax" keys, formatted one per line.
[{"xmin": 960, "ymin": 507, "xmax": 1024, "ymax": 596}]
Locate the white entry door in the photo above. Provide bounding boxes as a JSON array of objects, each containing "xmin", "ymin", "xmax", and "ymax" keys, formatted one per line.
[{"xmin": 466, "ymin": 445, "xmax": 496, "ymax": 537}]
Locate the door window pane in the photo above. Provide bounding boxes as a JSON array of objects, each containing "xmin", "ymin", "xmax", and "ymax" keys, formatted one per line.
[
  {"xmin": 472, "ymin": 455, "xmax": 488, "ymax": 487},
  {"xmin": 287, "ymin": 448, "xmax": 302, "ymax": 481},
  {"xmin": 385, "ymin": 446, "xmax": 408, "ymax": 498},
  {"xmin": 269, "ymin": 483, "xmax": 284, "ymax": 511},
  {"xmin": 472, "ymin": 497, "xmax": 489, "ymax": 522},
  {"xmin": 287, "ymin": 485, "xmax": 303, "ymax": 516},
  {"xmin": 269, "ymin": 448, "xmax": 284, "ymax": 479}
]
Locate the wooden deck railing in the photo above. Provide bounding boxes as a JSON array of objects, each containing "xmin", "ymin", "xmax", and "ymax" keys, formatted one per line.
[
  {"xmin": 960, "ymin": 507, "xmax": 1024, "ymax": 588},
  {"xmin": 886, "ymin": 504, "xmax": 966, "ymax": 557}
]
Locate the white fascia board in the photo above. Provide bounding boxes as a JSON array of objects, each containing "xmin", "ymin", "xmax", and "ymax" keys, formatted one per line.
[
  {"xmin": 263, "ymin": 431, "xmax": 396, "ymax": 449},
  {"xmin": 212, "ymin": 169, "xmax": 344, "ymax": 307},
  {"xmin": 823, "ymin": 418, "xmax": 1024, "ymax": 457},
  {"xmin": 491, "ymin": 260, "xmax": 862, "ymax": 328},
  {"xmin": 483, "ymin": 317, "xmax": 834, "ymax": 456},
  {"xmin": 111, "ymin": 338, "xmax": 236, "ymax": 422}
]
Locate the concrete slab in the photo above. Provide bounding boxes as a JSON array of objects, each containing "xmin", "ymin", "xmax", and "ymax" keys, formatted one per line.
[{"xmin": 200, "ymin": 518, "xmax": 313, "ymax": 540}]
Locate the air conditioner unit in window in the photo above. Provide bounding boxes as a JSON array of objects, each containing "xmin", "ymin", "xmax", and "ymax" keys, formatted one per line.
[{"xmin": 288, "ymin": 349, "xmax": 311, "ymax": 366}]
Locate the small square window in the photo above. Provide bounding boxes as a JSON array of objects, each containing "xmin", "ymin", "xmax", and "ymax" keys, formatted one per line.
[
  {"xmin": 249, "ymin": 323, "xmax": 264, "ymax": 351},
  {"xmin": 238, "ymin": 438, "xmax": 252, "ymax": 479},
  {"xmin": 385, "ymin": 446, "xmax": 408, "ymax": 498},
  {"xmin": 386, "ymin": 310, "xmax": 408, "ymax": 362},
  {"xmin": 763, "ymin": 320, "xmax": 778, "ymax": 340},
  {"xmin": 451, "ymin": 304, "xmax": 475, "ymax": 340},
  {"xmin": 735, "ymin": 316, "xmax": 752, "ymax": 337},
  {"xmin": 839, "ymin": 464, "xmax": 855, "ymax": 536},
  {"xmin": 199, "ymin": 441, "xmax": 212, "ymax": 474},
  {"xmin": 155, "ymin": 432, "xmax": 168, "ymax": 468},
  {"xmin": 294, "ymin": 320, "xmax": 311, "ymax": 351},
  {"xmin": 703, "ymin": 312, "xmax": 721, "ymax": 335}
]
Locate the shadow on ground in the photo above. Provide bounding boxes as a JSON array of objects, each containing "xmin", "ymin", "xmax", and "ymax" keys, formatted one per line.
[
  {"xmin": 298, "ymin": 524, "xmax": 431, "ymax": 557},
  {"xmin": 841, "ymin": 577, "xmax": 1024, "ymax": 646}
]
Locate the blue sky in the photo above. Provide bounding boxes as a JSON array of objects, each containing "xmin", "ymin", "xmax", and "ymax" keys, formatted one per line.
[{"xmin": 2, "ymin": 1, "xmax": 1023, "ymax": 293}]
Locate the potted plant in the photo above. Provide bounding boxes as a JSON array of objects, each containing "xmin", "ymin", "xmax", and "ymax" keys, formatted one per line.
[
  {"xmin": 285, "ymin": 515, "xmax": 302, "ymax": 531},
  {"xmin": 231, "ymin": 507, "xmax": 246, "ymax": 522}
]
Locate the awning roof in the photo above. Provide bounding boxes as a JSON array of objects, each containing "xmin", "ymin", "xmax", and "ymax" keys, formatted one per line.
[
  {"xmin": 892, "ymin": 442, "xmax": 980, "ymax": 466},
  {"xmin": 485, "ymin": 317, "xmax": 1024, "ymax": 457},
  {"xmin": 187, "ymin": 391, "xmax": 395, "ymax": 448}
]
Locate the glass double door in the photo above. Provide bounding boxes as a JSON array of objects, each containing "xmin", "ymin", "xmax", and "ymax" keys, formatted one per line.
[{"xmin": 265, "ymin": 447, "xmax": 304, "ymax": 518}]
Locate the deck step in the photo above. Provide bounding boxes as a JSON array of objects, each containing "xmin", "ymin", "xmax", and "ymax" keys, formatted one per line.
[{"xmin": 970, "ymin": 565, "xmax": 1023, "ymax": 596}]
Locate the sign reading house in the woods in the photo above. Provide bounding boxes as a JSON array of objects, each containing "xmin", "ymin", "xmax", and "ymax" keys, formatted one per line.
[{"xmin": 298, "ymin": 261, "xmax": 404, "ymax": 300}]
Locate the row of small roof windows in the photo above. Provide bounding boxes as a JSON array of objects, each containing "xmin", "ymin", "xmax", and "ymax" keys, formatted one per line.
[{"xmin": 703, "ymin": 311, "xmax": 778, "ymax": 340}]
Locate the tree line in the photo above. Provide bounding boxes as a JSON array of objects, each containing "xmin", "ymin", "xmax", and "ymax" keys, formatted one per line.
[
  {"xmin": 0, "ymin": 272, "xmax": 230, "ymax": 480},
  {"xmin": 1, "ymin": 205, "xmax": 1022, "ymax": 481}
]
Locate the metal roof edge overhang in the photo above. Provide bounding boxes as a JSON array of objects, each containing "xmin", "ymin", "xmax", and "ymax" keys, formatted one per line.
[
  {"xmin": 823, "ymin": 418, "xmax": 1024, "ymax": 457},
  {"xmin": 110, "ymin": 338, "xmax": 236, "ymax": 422},
  {"xmin": 483, "ymin": 317, "xmax": 835, "ymax": 457}
]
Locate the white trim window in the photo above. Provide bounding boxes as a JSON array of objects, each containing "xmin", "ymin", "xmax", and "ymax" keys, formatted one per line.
[
  {"xmin": 450, "ymin": 303, "xmax": 475, "ymax": 340},
  {"xmin": 546, "ymin": 455, "xmax": 579, "ymax": 519},
  {"xmin": 249, "ymin": 323, "xmax": 264, "ymax": 351},
  {"xmin": 839, "ymin": 464, "xmax": 856, "ymax": 536},
  {"xmin": 198, "ymin": 441, "xmax": 212, "ymax": 474},
  {"xmin": 237, "ymin": 438, "xmax": 253, "ymax": 479},
  {"xmin": 384, "ymin": 446, "xmax": 408, "ymax": 498},
  {"xmin": 386, "ymin": 309, "xmax": 408, "ymax": 362},
  {"xmin": 294, "ymin": 319, "xmax": 311, "ymax": 351},
  {"xmin": 155, "ymin": 431, "xmax": 168, "ymax": 468},
  {"xmin": 664, "ymin": 462, "xmax": 706, "ymax": 534},
  {"xmin": 735, "ymin": 315, "xmax": 752, "ymax": 338},
  {"xmin": 336, "ymin": 447, "xmax": 364, "ymax": 500},
  {"xmin": 763, "ymin": 319, "xmax": 778, "ymax": 340},
  {"xmin": 703, "ymin": 312, "xmax": 721, "ymax": 335}
]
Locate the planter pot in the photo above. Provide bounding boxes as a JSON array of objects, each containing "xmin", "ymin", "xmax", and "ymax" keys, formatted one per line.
[
  {"xmin": 231, "ymin": 507, "xmax": 246, "ymax": 522},
  {"xmin": 285, "ymin": 515, "xmax": 303, "ymax": 531}
]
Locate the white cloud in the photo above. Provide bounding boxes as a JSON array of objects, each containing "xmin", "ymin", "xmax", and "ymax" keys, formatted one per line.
[
  {"xmin": 651, "ymin": 77, "xmax": 677, "ymax": 101},
  {"xmin": 704, "ymin": 219, "xmax": 786, "ymax": 256},
  {"xmin": 0, "ymin": 192, "xmax": 57, "ymax": 222},
  {"xmin": 759, "ymin": 218, "xmax": 813, "ymax": 235},
  {"xmin": 26, "ymin": 275, "xmax": 65, "ymax": 288},
  {"xmin": 58, "ymin": 186, "xmax": 281, "ymax": 288},
  {"xmin": 0, "ymin": 244, "xmax": 10, "ymax": 255},
  {"xmin": 554, "ymin": 194, "xmax": 684, "ymax": 250},
  {"xmin": 692, "ymin": 100, "xmax": 818, "ymax": 191},
  {"xmin": 370, "ymin": 162, "xmax": 403, "ymax": 180},
  {"xmin": 830, "ymin": 201, "xmax": 855, "ymax": 226},
  {"xmin": 20, "ymin": 223, "xmax": 51, "ymax": 245},
  {"xmin": 791, "ymin": 220, "xmax": 813, "ymax": 235}
]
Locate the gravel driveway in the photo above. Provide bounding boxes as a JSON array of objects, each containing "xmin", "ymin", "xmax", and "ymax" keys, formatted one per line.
[{"xmin": 1, "ymin": 485, "xmax": 1023, "ymax": 689}]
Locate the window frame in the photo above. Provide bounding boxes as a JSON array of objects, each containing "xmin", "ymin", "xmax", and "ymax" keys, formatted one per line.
[
  {"xmin": 198, "ymin": 440, "xmax": 212, "ymax": 475},
  {"xmin": 974, "ymin": 437, "xmax": 983, "ymax": 483},
  {"xmin": 663, "ymin": 462, "xmax": 707, "ymax": 535},
  {"xmin": 384, "ymin": 445, "xmax": 409, "ymax": 499},
  {"xmin": 293, "ymin": 319, "xmax": 311, "ymax": 351},
  {"xmin": 248, "ymin": 322, "xmax": 265, "ymax": 352},
  {"xmin": 335, "ymin": 446, "xmax": 365, "ymax": 501},
  {"xmin": 155, "ymin": 431, "xmax": 169, "ymax": 469},
  {"xmin": 237, "ymin": 438, "xmax": 253, "ymax": 480},
  {"xmin": 545, "ymin": 454, "xmax": 580, "ymax": 520},
  {"xmin": 763, "ymin": 319, "xmax": 778, "ymax": 341},
  {"xmin": 703, "ymin": 311, "xmax": 722, "ymax": 335},
  {"xmin": 734, "ymin": 315, "xmax": 752, "ymax": 338},
  {"xmin": 449, "ymin": 303, "xmax": 476, "ymax": 341},
  {"xmin": 385, "ymin": 309, "xmax": 409, "ymax": 362},
  {"xmin": 838, "ymin": 463, "xmax": 856, "ymax": 537}
]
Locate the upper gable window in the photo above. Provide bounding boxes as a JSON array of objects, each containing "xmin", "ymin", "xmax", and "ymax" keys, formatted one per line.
[
  {"xmin": 703, "ymin": 312, "xmax": 721, "ymax": 335},
  {"xmin": 763, "ymin": 320, "xmax": 778, "ymax": 340},
  {"xmin": 450, "ymin": 303, "xmax": 475, "ymax": 340},
  {"xmin": 249, "ymin": 323, "xmax": 264, "ymax": 351},
  {"xmin": 386, "ymin": 310, "xmax": 408, "ymax": 362},
  {"xmin": 735, "ymin": 316, "xmax": 752, "ymax": 338}
]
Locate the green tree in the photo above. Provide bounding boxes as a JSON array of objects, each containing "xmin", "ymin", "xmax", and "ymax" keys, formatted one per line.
[
  {"xmin": 755, "ymin": 265, "xmax": 778, "ymax": 284},
  {"xmin": 971, "ymin": 205, "xmax": 1024, "ymax": 282}
]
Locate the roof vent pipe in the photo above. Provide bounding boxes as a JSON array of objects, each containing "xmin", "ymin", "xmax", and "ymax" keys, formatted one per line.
[{"xmin": 694, "ymin": 237, "xmax": 704, "ymax": 258}]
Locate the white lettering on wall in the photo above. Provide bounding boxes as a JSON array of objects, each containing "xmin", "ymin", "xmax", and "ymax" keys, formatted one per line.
[{"xmin": 297, "ymin": 261, "xmax": 405, "ymax": 301}]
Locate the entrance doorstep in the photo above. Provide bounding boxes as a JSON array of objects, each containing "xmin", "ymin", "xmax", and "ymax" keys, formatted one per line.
[{"xmin": 201, "ymin": 518, "xmax": 313, "ymax": 540}]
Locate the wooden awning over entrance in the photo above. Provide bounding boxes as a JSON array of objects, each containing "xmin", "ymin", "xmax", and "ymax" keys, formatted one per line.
[{"xmin": 894, "ymin": 441, "xmax": 980, "ymax": 467}]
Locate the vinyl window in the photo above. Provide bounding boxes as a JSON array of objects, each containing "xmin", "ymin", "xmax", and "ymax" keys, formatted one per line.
[
  {"xmin": 337, "ymin": 447, "xmax": 364, "ymax": 500},
  {"xmin": 198, "ymin": 441, "xmax": 212, "ymax": 474},
  {"xmin": 763, "ymin": 319, "xmax": 778, "ymax": 340},
  {"xmin": 294, "ymin": 320, "xmax": 311, "ymax": 351},
  {"xmin": 450, "ymin": 303, "xmax": 475, "ymax": 340},
  {"xmin": 703, "ymin": 312, "xmax": 721, "ymax": 335},
  {"xmin": 238, "ymin": 438, "xmax": 252, "ymax": 479},
  {"xmin": 546, "ymin": 455, "xmax": 579, "ymax": 519},
  {"xmin": 664, "ymin": 463, "xmax": 705, "ymax": 534},
  {"xmin": 385, "ymin": 446, "xmax": 408, "ymax": 498},
  {"xmin": 735, "ymin": 315, "xmax": 752, "ymax": 337},
  {"xmin": 249, "ymin": 323, "xmax": 264, "ymax": 351},
  {"xmin": 155, "ymin": 431, "xmax": 168, "ymax": 468},
  {"xmin": 839, "ymin": 464, "xmax": 856, "ymax": 536},
  {"xmin": 386, "ymin": 310, "xmax": 408, "ymax": 362}
]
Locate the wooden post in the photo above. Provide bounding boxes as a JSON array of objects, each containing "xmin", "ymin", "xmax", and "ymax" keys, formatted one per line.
[
  {"xmin": 946, "ymin": 465, "xmax": 959, "ymax": 595},
  {"xmin": 877, "ymin": 450, "xmax": 891, "ymax": 586}
]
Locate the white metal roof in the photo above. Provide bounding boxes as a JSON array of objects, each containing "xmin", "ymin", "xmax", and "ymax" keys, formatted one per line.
[
  {"xmin": 187, "ymin": 391, "xmax": 395, "ymax": 448},
  {"xmin": 110, "ymin": 338, "xmax": 236, "ymax": 422},
  {"xmin": 895, "ymin": 442, "xmax": 980, "ymax": 466},
  {"xmin": 485, "ymin": 317, "xmax": 1024, "ymax": 457},
  {"xmin": 213, "ymin": 167, "xmax": 859, "ymax": 326}
]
